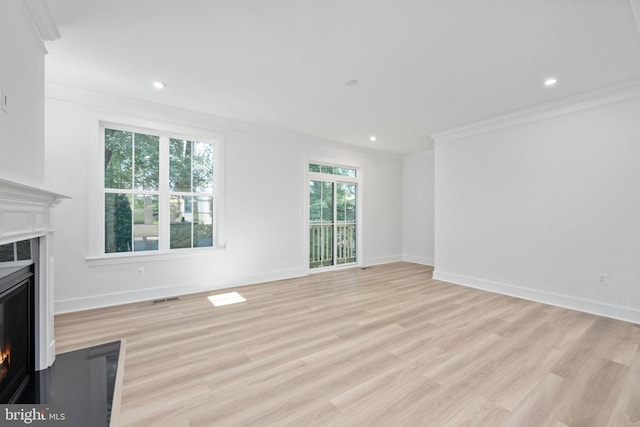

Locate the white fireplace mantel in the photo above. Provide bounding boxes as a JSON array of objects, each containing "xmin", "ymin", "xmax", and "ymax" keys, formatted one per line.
[
  {"xmin": 0, "ymin": 177, "xmax": 69, "ymax": 370},
  {"xmin": 0, "ymin": 178, "xmax": 68, "ymax": 246}
]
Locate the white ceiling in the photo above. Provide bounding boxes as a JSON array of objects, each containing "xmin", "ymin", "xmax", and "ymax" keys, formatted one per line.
[{"xmin": 44, "ymin": 0, "xmax": 640, "ymax": 154}]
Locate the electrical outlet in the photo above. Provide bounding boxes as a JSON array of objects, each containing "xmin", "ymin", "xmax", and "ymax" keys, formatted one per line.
[
  {"xmin": 137, "ymin": 267, "xmax": 145, "ymax": 277},
  {"xmin": 597, "ymin": 273, "xmax": 608, "ymax": 285}
]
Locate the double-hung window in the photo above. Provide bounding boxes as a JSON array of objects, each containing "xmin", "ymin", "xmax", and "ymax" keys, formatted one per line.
[{"xmin": 102, "ymin": 125, "xmax": 220, "ymax": 254}]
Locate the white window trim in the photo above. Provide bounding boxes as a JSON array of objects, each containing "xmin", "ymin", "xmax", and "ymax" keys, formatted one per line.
[{"xmin": 87, "ymin": 119, "xmax": 226, "ymax": 265}]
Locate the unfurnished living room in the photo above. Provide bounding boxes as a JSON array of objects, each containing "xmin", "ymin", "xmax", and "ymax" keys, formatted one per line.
[{"xmin": 2, "ymin": 0, "xmax": 640, "ymax": 426}]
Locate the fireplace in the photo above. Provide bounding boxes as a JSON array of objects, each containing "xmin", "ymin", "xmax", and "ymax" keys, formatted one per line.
[
  {"xmin": 0, "ymin": 265, "xmax": 34, "ymax": 403},
  {"xmin": 0, "ymin": 181, "xmax": 123, "ymax": 425},
  {"xmin": 0, "ymin": 178, "xmax": 68, "ymax": 379}
]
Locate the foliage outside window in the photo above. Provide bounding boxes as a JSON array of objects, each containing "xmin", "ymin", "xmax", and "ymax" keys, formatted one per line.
[
  {"xmin": 309, "ymin": 163, "xmax": 356, "ymax": 177},
  {"xmin": 169, "ymin": 139, "xmax": 214, "ymax": 249},
  {"xmin": 103, "ymin": 127, "xmax": 216, "ymax": 254},
  {"xmin": 308, "ymin": 162, "xmax": 358, "ymax": 268}
]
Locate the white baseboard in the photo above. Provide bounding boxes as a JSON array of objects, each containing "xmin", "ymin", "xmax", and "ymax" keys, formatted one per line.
[
  {"xmin": 55, "ymin": 267, "xmax": 308, "ymax": 314},
  {"xmin": 402, "ymin": 255, "xmax": 434, "ymax": 266},
  {"xmin": 363, "ymin": 255, "xmax": 403, "ymax": 267},
  {"xmin": 433, "ymin": 270, "xmax": 640, "ymax": 325}
]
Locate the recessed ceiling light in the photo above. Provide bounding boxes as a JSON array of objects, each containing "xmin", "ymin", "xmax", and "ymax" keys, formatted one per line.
[
  {"xmin": 346, "ymin": 79, "xmax": 358, "ymax": 87},
  {"xmin": 369, "ymin": 135, "xmax": 377, "ymax": 142},
  {"xmin": 544, "ymin": 77, "xmax": 558, "ymax": 87},
  {"xmin": 152, "ymin": 81, "xmax": 166, "ymax": 90}
]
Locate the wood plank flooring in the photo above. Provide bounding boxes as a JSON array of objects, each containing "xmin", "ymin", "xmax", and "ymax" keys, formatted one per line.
[{"xmin": 54, "ymin": 262, "xmax": 640, "ymax": 426}]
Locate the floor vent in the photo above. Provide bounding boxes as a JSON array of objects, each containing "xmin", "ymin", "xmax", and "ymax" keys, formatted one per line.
[{"xmin": 152, "ymin": 297, "xmax": 180, "ymax": 304}]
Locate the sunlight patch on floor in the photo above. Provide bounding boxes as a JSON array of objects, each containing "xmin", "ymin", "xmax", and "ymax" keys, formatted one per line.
[{"xmin": 208, "ymin": 291, "xmax": 246, "ymax": 307}]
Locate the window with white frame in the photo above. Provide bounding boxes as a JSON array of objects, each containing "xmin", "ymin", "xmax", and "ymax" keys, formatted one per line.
[{"xmin": 102, "ymin": 125, "xmax": 219, "ymax": 254}]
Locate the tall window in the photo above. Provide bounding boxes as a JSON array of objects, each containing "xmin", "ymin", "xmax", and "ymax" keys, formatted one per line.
[
  {"xmin": 103, "ymin": 126, "xmax": 217, "ymax": 254},
  {"xmin": 104, "ymin": 129, "xmax": 160, "ymax": 252},
  {"xmin": 169, "ymin": 139, "xmax": 214, "ymax": 249}
]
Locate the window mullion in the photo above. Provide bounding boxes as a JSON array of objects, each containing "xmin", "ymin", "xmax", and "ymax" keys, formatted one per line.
[
  {"xmin": 158, "ymin": 136, "xmax": 170, "ymax": 251},
  {"xmin": 131, "ymin": 133, "xmax": 136, "ymax": 251},
  {"xmin": 190, "ymin": 144, "xmax": 194, "ymax": 248}
]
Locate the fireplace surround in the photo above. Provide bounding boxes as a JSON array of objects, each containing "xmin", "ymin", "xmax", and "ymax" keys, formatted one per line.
[{"xmin": 0, "ymin": 178, "xmax": 68, "ymax": 377}]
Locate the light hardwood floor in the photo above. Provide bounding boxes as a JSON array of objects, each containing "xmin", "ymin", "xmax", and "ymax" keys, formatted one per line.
[{"xmin": 55, "ymin": 262, "xmax": 640, "ymax": 426}]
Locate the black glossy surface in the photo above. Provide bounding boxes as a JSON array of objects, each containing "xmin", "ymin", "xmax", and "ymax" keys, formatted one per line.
[{"xmin": 18, "ymin": 341, "xmax": 120, "ymax": 427}]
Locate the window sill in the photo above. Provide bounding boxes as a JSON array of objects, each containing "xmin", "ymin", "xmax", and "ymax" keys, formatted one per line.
[{"xmin": 85, "ymin": 245, "xmax": 227, "ymax": 267}]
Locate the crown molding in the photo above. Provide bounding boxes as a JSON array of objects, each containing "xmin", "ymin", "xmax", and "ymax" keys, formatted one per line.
[
  {"xmin": 15, "ymin": 0, "xmax": 60, "ymax": 54},
  {"xmin": 431, "ymin": 78, "xmax": 640, "ymax": 144}
]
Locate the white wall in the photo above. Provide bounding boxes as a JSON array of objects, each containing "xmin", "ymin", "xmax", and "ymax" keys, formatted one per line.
[
  {"xmin": 0, "ymin": 1, "xmax": 45, "ymax": 187},
  {"xmin": 433, "ymin": 88, "xmax": 640, "ymax": 323},
  {"xmin": 45, "ymin": 85, "xmax": 403, "ymax": 313},
  {"xmin": 402, "ymin": 151, "xmax": 434, "ymax": 265}
]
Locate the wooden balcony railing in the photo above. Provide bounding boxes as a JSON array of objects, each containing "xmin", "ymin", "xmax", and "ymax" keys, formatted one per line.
[{"xmin": 309, "ymin": 223, "xmax": 356, "ymax": 268}]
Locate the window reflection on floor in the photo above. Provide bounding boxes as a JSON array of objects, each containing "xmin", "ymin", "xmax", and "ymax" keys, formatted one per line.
[{"xmin": 208, "ymin": 292, "xmax": 246, "ymax": 307}]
